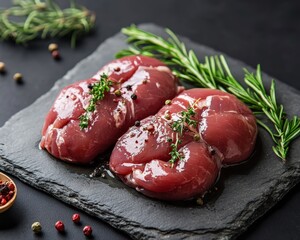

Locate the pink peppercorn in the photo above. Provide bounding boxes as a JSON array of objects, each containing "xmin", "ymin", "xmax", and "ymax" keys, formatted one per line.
[
  {"xmin": 55, "ymin": 220, "xmax": 65, "ymax": 232},
  {"xmin": 72, "ymin": 213, "xmax": 80, "ymax": 224},
  {"xmin": 83, "ymin": 225, "xmax": 92, "ymax": 237}
]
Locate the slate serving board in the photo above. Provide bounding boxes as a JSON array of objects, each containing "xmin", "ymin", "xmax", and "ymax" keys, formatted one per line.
[{"xmin": 0, "ymin": 24, "xmax": 300, "ymax": 240}]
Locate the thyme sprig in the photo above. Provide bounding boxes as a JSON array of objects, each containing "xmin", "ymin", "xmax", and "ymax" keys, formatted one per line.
[
  {"xmin": 169, "ymin": 106, "xmax": 197, "ymax": 167},
  {"xmin": 117, "ymin": 25, "xmax": 300, "ymax": 161},
  {"xmin": 79, "ymin": 74, "xmax": 112, "ymax": 130},
  {"xmin": 0, "ymin": 0, "xmax": 95, "ymax": 47}
]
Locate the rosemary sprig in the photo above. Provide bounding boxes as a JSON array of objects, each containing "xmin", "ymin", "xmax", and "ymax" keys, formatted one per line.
[
  {"xmin": 169, "ymin": 106, "xmax": 197, "ymax": 166},
  {"xmin": 0, "ymin": 0, "xmax": 95, "ymax": 47},
  {"xmin": 117, "ymin": 25, "xmax": 300, "ymax": 161},
  {"xmin": 79, "ymin": 74, "xmax": 112, "ymax": 130}
]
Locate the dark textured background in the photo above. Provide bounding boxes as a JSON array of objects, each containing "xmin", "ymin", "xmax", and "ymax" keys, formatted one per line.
[{"xmin": 0, "ymin": 0, "xmax": 299, "ymax": 239}]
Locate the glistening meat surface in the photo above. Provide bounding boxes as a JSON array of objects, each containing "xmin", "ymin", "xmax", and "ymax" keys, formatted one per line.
[
  {"xmin": 40, "ymin": 56, "xmax": 179, "ymax": 164},
  {"xmin": 110, "ymin": 89, "xmax": 257, "ymax": 201}
]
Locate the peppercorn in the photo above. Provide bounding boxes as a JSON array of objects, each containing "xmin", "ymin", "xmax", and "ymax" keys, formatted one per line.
[
  {"xmin": 210, "ymin": 148, "xmax": 216, "ymax": 155},
  {"xmin": 114, "ymin": 66, "xmax": 120, "ymax": 72},
  {"xmin": 0, "ymin": 62, "xmax": 6, "ymax": 73},
  {"xmin": 52, "ymin": 50, "xmax": 61, "ymax": 60},
  {"xmin": 165, "ymin": 99, "xmax": 172, "ymax": 105},
  {"xmin": 1, "ymin": 198, "xmax": 7, "ymax": 205},
  {"xmin": 13, "ymin": 73, "xmax": 23, "ymax": 83},
  {"xmin": 8, "ymin": 182, "xmax": 15, "ymax": 191},
  {"xmin": 125, "ymin": 85, "xmax": 132, "ymax": 91},
  {"xmin": 83, "ymin": 225, "xmax": 93, "ymax": 237},
  {"xmin": 134, "ymin": 120, "xmax": 141, "ymax": 127},
  {"xmin": 146, "ymin": 124, "xmax": 154, "ymax": 132},
  {"xmin": 114, "ymin": 89, "xmax": 122, "ymax": 97},
  {"xmin": 131, "ymin": 93, "xmax": 137, "ymax": 100},
  {"xmin": 31, "ymin": 222, "xmax": 42, "ymax": 234},
  {"xmin": 55, "ymin": 220, "xmax": 65, "ymax": 232},
  {"xmin": 0, "ymin": 183, "xmax": 9, "ymax": 195},
  {"xmin": 164, "ymin": 113, "xmax": 171, "ymax": 120},
  {"xmin": 5, "ymin": 194, "xmax": 11, "ymax": 201},
  {"xmin": 48, "ymin": 43, "xmax": 58, "ymax": 52},
  {"xmin": 196, "ymin": 198, "xmax": 204, "ymax": 205},
  {"xmin": 193, "ymin": 134, "xmax": 200, "ymax": 142},
  {"xmin": 72, "ymin": 213, "xmax": 81, "ymax": 224}
]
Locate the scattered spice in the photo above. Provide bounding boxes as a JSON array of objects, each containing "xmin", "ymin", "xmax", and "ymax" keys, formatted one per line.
[
  {"xmin": 55, "ymin": 220, "xmax": 65, "ymax": 232},
  {"xmin": 31, "ymin": 222, "xmax": 42, "ymax": 234},
  {"xmin": 146, "ymin": 124, "xmax": 154, "ymax": 132},
  {"xmin": 0, "ymin": 180, "xmax": 15, "ymax": 206},
  {"xmin": 1, "ymin": 198, "xmax": 7, "ymax": 205},
  {"xmin": 48, "ymin": 43, "xmax": 58, "ymax": 52},
  {"xmin": 114, "ymin": 66, "xmax": 120, "ymax": 72},
  {"xmin": 83, "ymin": 225, "xmax": 93, "ymax": 237},
  {"xmin": 72, "ymin": 213, "xmax": 81, "ymax": 224},
  {"xmin": 13, "ymin": 73, "xmax": 23, "ymax": 83},
  {"xmin": 125, "ymin": 85, "xmax": 132, "ymax": 91},
  {"xmin": 114, "ymin": 89, "xmax": 122, "ymax": 97},
  {"xmin": 0, "ymin": 62, "xmax": 6, "ymax": 73},
  {"xmin": 130, "ymin": 133, "xmax": 136, "ymax": 138},
  {"xmin": 131, "ymin": 93, "xmax": 137, "ymax": 100},
  {"xmin": 134, "ymin": 120, "xmax": 141, "ymax": 127},
  {"xmin": 164, "ymin": 113, "xmax": 171, "ymax": 120},
  {"xmin": 51, "ymin": 50, "xmax": 61, "ymax": 60},
  {"xmin": 193, "ymin": 133, "xmax": 200, "ymax": 142},
  {"xmin": 209, "ymin": 147, "xmax": 216, "ymax": 155},
  {"xmin": 165, "ymin": 99, "xmax": 171, "ymax": 105},
  {"xmin": 196, "ymin": 197, "xmax": 204, "ymax": 205}
]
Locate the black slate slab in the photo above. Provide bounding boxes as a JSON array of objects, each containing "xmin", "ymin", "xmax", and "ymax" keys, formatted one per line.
[{"xmin": 0, "ymin": 24, "xmax": 300, "ymax": 240}]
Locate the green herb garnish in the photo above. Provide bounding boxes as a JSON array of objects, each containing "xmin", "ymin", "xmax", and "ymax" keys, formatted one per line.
[
  {"xmin": 117, "ymin": 25, "xmax": 300, "ymax": 161},
  {"xmin": 0, "ymin": 0, "xmax": 95, "ymax": 47},
  {"xmin": 169, "ymin": 106, "xmax": 197, "ymax": 166},
  {"xmin": 79, "ymin": 73, "xmax": 112, "ymax": 130}
]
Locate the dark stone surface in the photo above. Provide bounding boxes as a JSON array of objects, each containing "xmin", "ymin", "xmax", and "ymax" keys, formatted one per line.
[{"xmin": 0, "ymin": 24, "xmax": 299, "ymax": 240}]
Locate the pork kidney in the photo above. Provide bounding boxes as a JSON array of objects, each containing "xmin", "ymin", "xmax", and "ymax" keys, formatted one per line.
[
  {"xmin": 40, "ymin": 56, "xmax": 179, "ymax": 164},
  {"xmin": 110, "ymin": 89, "xmax": 257, "ymax": 200}
]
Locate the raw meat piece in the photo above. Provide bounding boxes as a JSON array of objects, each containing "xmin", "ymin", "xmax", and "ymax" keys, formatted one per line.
[
  {"xmin": 40, "ymin": 56, "xmax": 179, "ymax": 164},
  {"xmin": 110, "ymin": 89, "xmax": 257, "ymax": 200}
]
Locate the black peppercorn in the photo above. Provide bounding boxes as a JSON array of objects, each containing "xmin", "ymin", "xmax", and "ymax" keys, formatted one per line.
[
  {"xmin": 131, "ymin": 94, "xmax": 137, "ymax": 100},
  {"xmin": 134, "ymin": 120, "xmax": 141, "ymax": 127}
]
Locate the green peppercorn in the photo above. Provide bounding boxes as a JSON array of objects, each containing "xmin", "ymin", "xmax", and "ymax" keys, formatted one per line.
[
  {"xmin": 114, "ymin": 89, "xmax": 122, "ymax": 97},
  {"xmin": 31, "ymin": 222, "xmax": 42, "ymax": 233},
  {"xmin": 193, "ymin": 133, "xmax": 200, "ymax": 142},
  {"xmin": 165, "ymin": 99, "xmax": 172, "ymax": 105}
]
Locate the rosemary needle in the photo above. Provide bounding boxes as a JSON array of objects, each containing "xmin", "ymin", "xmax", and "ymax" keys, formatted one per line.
[
  {"xmin": 117, "ymin": 25, "xmax": 300, "ymax": 161},
  {"xmin": 0, "ymin": 0, "xmax": 95, "ymax": 47},
  {"xmin": 79, "ymin": 74, "xmax": 112, "ymax": 130}
]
